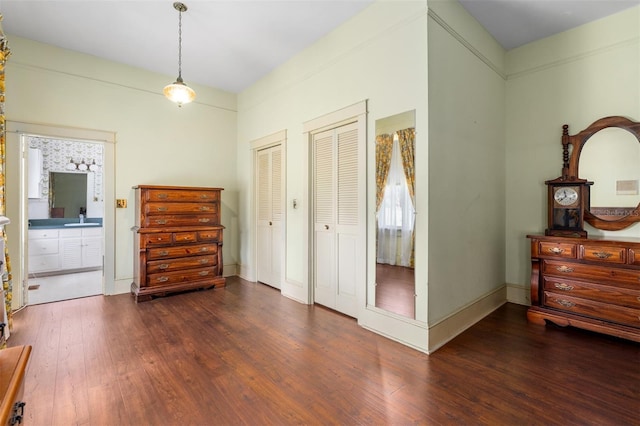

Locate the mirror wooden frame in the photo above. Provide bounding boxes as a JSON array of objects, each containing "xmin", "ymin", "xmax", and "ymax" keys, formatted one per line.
[{"xmin": 565, "ymin": 116, "xmax": 640, "ymax": 231}]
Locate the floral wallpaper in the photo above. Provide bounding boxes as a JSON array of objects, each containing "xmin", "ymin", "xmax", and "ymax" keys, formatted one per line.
[{"xmin": 28, "ymin": 136, "xmax": 104, "ymax": 202}]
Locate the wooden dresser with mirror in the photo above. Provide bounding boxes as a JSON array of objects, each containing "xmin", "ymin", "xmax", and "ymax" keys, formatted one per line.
[{"xmin": 527, "ymin": 116, "xmax": 640, "ymax": 341}]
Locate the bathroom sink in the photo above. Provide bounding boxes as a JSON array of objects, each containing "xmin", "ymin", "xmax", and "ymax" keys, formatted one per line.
[{"xmin": 64, "ymin": 223, "xmax": 100, "ymax": 227}]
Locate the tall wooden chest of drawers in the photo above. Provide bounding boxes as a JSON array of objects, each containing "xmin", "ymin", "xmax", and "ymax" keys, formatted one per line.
[
  {"xmin": 131, "ymin": 185, "xmax": 225, "ymax": 302},
  {"xmin": 527, "ymin": 234, "xmax": 640, "ymax": 342}
]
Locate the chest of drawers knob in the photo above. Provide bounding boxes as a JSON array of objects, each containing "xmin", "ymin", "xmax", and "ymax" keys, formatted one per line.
[
  {"xmin": 549, "ymin": 247, "xmax": 564, "ymax": 254},
  {"xmin": 554, "ymin": 282, "xmax": 573, "ymax": 291},
  {"xmin": 556, "ymin": 265, "xmax": 574, "ymax": 273},
  {"xmin": 592, "ymin": 251, "xmax": 612, "ymax": 259},
  {"xmin": 555, "ymin": 299, "xmax": 576, "ymax": 308}
]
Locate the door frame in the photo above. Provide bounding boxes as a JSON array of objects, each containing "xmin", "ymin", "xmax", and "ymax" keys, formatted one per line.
[
  {"xmin": 251, "ymin": 130, "xmax": 286, "ymax": 292},
  {"xmin": 303, "ymin": 100, "xmax": 367, "ymax": 317},
  {"xmin": 6, "ymin": 121, "xmax": 115, "ymax": 309}
]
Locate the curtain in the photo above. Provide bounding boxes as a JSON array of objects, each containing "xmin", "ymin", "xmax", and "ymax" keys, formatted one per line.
[
  {"xmin": 376, "ymin": 135, "xmax": 415, "ymax": 267},
  {"xmin": 0, "ymin": 15, "xmax": 12, "ymax": 346},
  {"xmin": 375, "ymin": 134, "xmax": 393, "ymax": 212},
  {"xmin": 397, "ymin": 128, "xmax": 416, "ymax": 268}
]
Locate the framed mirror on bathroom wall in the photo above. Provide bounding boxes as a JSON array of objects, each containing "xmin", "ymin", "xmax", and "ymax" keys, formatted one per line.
[
  {"xmin": 49, "ymin": 172, "xmax": 87, "ymax": 219},
  {"xmin": 370, "ymin": 110, "xmax": 416, "ymax": 319}
]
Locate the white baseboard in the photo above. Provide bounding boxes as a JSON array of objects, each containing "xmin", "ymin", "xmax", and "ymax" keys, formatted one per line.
[
  {"xmin": 507, "ymin": 282, "xmax": 530, "ymax": 306},
  {"xmin": 112, "ymin": 278, "xmax": 131, "ymax": 295},
  {"xmin": 428, "ymin": 286, "xmax": 506, "ymax": 353}
]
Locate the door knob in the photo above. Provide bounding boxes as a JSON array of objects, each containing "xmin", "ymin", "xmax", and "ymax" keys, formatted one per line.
[{"xmin": 324, "ymin": 225, "xmax": 329, "ymax": 230}]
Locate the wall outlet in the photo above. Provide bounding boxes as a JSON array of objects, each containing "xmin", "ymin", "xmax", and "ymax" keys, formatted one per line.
[{"xmin": 116, "ymin": 199, "xmax": 127, "ymax": 208}]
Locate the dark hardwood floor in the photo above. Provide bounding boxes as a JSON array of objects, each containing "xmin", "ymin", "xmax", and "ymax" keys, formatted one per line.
[
  {"xmin": 8, "ymin": 276, "xmax": 639, "ymax": 425},
  {"xmin": 376, "ymin": 263, "xmax": 415, "ymax": 318}
]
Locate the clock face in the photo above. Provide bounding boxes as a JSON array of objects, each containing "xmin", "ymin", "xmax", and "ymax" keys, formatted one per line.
[{"xmin": 554, "ymin": 187, "xmax": 579, "ymax": 207}]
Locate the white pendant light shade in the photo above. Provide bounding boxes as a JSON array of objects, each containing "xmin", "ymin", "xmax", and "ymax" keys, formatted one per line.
[
  {"xmin": 164, "ymin": 78, "xmax": 196, "ymax": 106},
  {"xmin": 165, "ymin": 2, "xmax": 195, "ymax": 107}
]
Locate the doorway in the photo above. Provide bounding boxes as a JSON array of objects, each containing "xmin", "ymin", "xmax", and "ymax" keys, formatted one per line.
[
  {"xmin": 304, "ymin": 101, "xmax": 367, "ymax": 319},
  {"xmin": 25, "ymin": 135, "xmax": 105, "ymax": 304},
  {"xmin": 6, "ymin": 121, "xmax": 115, "ymax": 310}
]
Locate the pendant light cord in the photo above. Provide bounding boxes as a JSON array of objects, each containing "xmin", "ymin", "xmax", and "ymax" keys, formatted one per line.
[{"xmin": 177, "ymin": 7, "xmax": 183, "ymax": 81}]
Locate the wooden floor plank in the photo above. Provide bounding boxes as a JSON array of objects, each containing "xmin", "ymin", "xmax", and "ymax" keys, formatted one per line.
[{"xmin": 8, "ymin": 276, "xmax": 640, "ymax": 425}]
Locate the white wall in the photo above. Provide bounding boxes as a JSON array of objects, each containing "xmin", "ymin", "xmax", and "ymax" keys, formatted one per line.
[
  {"xmin": 426, "ymin": 0, "xmax": 506, "ymax": 349},
  {"xmin": 504, "ymin": 6, "xmax": 640, "ymax": 304},
  {"xmin": 5, "ymin": 36, "xmax": 239, "ymax": 296},
  {"xmin": 238, "ymin": 1, "xmax": 431, "ymax": 350}
]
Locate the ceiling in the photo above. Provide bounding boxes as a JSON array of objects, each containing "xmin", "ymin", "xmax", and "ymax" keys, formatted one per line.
[{"xmin": 1, "ymin": 0, "xmax": 638, "ymax": 93}]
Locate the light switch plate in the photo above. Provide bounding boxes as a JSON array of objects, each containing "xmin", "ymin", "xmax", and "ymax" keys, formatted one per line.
[{"xmin": 116, "ymin": 199, "xmax": 127, "ymax": 208}]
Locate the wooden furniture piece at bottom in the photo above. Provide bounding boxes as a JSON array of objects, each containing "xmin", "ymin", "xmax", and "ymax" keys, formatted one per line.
[
  {"xmin": 527, "ymin": 234, "xmax": 640, "ymax": 342},
  {"xmin": 0, "ymin": 345, "xmax": 32, "ymax": 426}
]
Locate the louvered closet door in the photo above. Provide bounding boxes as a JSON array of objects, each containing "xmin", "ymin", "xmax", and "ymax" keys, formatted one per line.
[
  {"xmin": 313, "ymin": 122, "xmax": 359, "ymax": 317},
  {"xmin": 257, "ymin": 145, "xmax": 283, "ymax": 289}
]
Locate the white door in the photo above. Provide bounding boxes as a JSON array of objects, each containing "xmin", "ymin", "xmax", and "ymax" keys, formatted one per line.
[
  {"xmin": 313, "ymin": 122, "xmax": 360, "ymax": 317},
  {"xmin": 256, "ymin": 145, "xmax": 283, "ymax": 289}
]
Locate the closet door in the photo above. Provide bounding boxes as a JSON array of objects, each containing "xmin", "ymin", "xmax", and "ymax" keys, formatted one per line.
[
  {"xmin": 256, "ymin": 145, "xmax": 282, "ymax": 289},
  {"xmin": 313, "ymin": 122, "xmax": 359, "ymax": 317}
]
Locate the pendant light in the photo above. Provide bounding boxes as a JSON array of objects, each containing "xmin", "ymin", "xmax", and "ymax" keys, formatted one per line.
[{"xmin": 163, "ymin": 2, "xmax": 196, "ymax": 106}]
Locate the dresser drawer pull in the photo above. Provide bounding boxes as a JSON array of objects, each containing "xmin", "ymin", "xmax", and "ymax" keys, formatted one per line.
[
  {"xmin": 199, "ymin": 271, "xmax": 210, "ymax": 276},
  {"xmin": 156, "ymin": 207, "xmax": 168, "ymax": 212},
  {"xmin": 199, "ymin": 247, "xmax": 210, "ymax": 253},
  {"xmin": 199, "ymin": 206, "xmax": 210, "ymax": 211},
  {"xmin": 159, "ymin": 251, "xmax": 169, "ymax": 256},
  {"xmin": 157, "ymin": 276, "xmax": 169, "ymax": 282},
  {"xmin": 158, "ymin": 264, "xmax": 170, "ymax": 269},
  {"xmin": 556, "ymin": 265, "xmax": 574, "ymax": 273},
  {"xmin": 555, "ymin": 299, "xmax": 575, "ymax": 308},
  {"xmin": 198, "ymin": 218, "xmax": 211, "ymax": 223},
  {"xmin": 592, "ymin": 251, "xmax": 612, "ymax": 259},
  {"xmin": 548, "ymin": 247, "xmax": 564, "ymax": 254},
  {"xmin": 199, "ymin": 259, "xmax": 209, "ymax": 264},
  {"xmin": 200, "ymin": 194, "xmax": 210, "ymax": 199},
  {"xmin": 155, "ymin": 219, "xmax": 167, "ymax": 225},
  {"xmin": 157, "ymin": 193, "xmax": 168, "ymax": 199},
  {"xmin": 554, "ymin": 283, "xmax": 573, "ymax": 291}
]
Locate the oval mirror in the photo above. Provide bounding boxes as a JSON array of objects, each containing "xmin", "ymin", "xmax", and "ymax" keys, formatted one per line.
[{"xmin": 579, "ymin": 126, "xmax": 640, "ymax": 224}]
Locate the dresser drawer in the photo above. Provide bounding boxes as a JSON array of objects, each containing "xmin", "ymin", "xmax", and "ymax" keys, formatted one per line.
[
  {"xmin": 146, "ymin": 254, "xmax": 217, "ymax": 274},
  {"xmin": 142, "ymin": 214, "xmax": 219, "ymax": 228},
  {"xmin": 174, "ymin": 232, "xmax": 197, "ymax": 243},
  {"xmin": 543, "ymin": 259, "xmax": 640, "ymax": 286},
  {"xmin": 28, "ymin": 254, "xmax": 59, "ymax": 272},
  {"xmin": 198, "ymin": 229, "xmax": 221, "ymax": 241},
  {"xmin": 144, "ymin": 189, "xmax": 220, "ymax": 203},
  {"xmin": 147, "ymin": 266, "xmax": 219, "ymax": 287},
  {"xmin": 630, "ymin": 249, "xmax": 640, "ymax": 266},
  {"xmin": 538, "ymin": 241, "xmax": 577, "ymax": 258},
  {"xmin": 543, "ymin": 291, "xmax": 640, "ymax": 328},
  {"xmin": 28, "ymin": 238, "xmax": 59, "ymax": 256},
  {"xmin": 147, "ymin": 243, "xmax": 217, "ymax": 260},
  {"xmin": 579, "ymin": 244, "xmax": 626, "ymax": 264},
  {"xmin": 543, "ymin": 276, "xmax": 640, "ymax": 309},
  {"xmin": 28, "ymin": 229, "xmax": 59, "ymax": 239},
  {"xmin": 144, "ymin": 202, "xmax": 218, "ymax": 215},
  {"xmin": 142, "ymin": 233, "xmax": 173, "ymax": 246}
]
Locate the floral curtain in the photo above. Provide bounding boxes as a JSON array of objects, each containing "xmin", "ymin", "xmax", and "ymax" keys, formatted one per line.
[
  {"xmin": 397, "ymin": 128, "xmax": 416, "ymax": 268},
  {"xmin": 0, "ymin": 14, "xmax": 12, "ymax": 346},
  {"xmin": 375, "ymin": 134, "xmax": 394, "ymax": 212}
]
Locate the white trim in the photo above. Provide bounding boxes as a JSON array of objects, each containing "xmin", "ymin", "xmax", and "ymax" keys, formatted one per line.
[
  {"xmin": 303, "ymin": 100, "xmax": 368, "ymax": 314},
  {"xmin": 428, "ymin": 286, "xmax": 507, "ymax": 353},
  {"xmin": 6, "ymin": 121, "xmax": 116, "ymax": 304},
  {"xmin": 250, "ymin": 130, "xmax": 287, "ymax": 294},
  {"xmin": 303, "ymin": 101, "xmax": 367, "ymax": 134}
]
